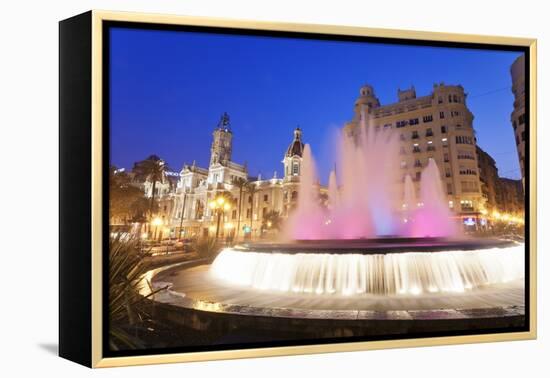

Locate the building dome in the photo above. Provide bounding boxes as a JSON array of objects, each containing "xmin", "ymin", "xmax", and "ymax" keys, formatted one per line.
[
  {"xmin": 355, "ymin": 84, "xmax": 380, "ymax": 109},
  {"xmin": 286, "ymin": 128, "xmax": 304, "ymax": 157}
]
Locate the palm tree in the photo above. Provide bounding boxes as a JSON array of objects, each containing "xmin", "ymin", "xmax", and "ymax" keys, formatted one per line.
[
  {"xmin": 232, "ymin": 177, "xmax": 248, "ymax": 240},
  {"xmin": 245, "ymin": 182, "xmax": 260, "ymax": 237},
  {"xmin": 132, "ymin": 155, "xmax": 168, "ymax": 218}
]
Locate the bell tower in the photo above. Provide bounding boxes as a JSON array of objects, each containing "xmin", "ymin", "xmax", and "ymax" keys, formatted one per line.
[
  {"xmin": 283, "ymin": 127, "xmax": 304, "ymax": 180},
  {"xmin": 210, "ymin": 112, "xmax": 233, "ymax": 167}
]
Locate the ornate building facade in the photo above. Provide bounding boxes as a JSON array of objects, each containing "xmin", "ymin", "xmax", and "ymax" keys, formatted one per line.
[
  {"xmin": 168, "ymin": 114, "xmax": 307, "ymax": 240},
  {"xmin": 344, "ymin": 83, "xmax": 485, "ymax": 219}
]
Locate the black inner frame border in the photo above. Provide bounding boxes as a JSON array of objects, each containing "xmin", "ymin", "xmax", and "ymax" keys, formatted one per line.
[{"xmin": 101, "ymin": 19, "xmax": 531, "ymax": 359}]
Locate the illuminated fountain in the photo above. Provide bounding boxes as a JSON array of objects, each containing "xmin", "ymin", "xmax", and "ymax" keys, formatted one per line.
[
  {"xmin": 285, "ymin": 119, "xmax": 456, "ymax": 240},
  {"xmin": 149, "ymin": 117, "xmax": 524, "ymax": 319},
  {"xmin": 210, "ymin": 244, "xmax": 524, "ymax": 297}
]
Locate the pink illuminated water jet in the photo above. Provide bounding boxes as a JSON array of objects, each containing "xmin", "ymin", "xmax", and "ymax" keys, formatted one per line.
[{"xmin": 285, "ymin": 117, "xmax": 458, "ymax": 240}]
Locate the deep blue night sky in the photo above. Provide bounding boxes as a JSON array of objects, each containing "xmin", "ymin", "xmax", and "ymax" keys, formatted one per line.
[{"xmin": 110, "ymin": 27, "xmax": 523, "ymax": 181}]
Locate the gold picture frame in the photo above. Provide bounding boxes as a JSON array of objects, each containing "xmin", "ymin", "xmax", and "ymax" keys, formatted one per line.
[{"xmin": 59, "ymin": 10, "xmax": 537, "ymax": 368}]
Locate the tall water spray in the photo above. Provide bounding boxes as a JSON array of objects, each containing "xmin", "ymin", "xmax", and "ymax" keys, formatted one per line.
[
  {"xmin": 407, "ymin": 158, "xmax": 457, "ymax": 237},
  {"xmin": 286, "ymin": 145, "xmax": 325, "ymax": 239},
  {"xmin": 285, "ymin": 118, "xmax": 458, "ymax": 240}
]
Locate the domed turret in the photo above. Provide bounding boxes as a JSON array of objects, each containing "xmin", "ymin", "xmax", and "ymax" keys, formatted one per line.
[
  {"xmin": 285, "ymin": 127, "xmax": 304, "ymax": 158},
  {"xmin": 283, "ymin": 127, "xmax": 305, "ymax": 180},
  {"xmin": 355, "ymin": 84, "xmax": 380, "ymax": 110}
]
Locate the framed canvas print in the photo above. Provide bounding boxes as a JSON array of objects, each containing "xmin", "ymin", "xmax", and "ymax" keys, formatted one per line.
[{"xmin": 59, "ymin": 10, "xmax": 537, "ymax": 368}]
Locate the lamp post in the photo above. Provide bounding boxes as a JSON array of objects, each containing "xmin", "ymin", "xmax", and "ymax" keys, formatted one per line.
[
  {"xmin": 209, "ymin": 195, "xmax": 231, "ymax": 241},
  {"xmin": 151, "ymin": 216, "xmax": 163, "ymax": 241}
]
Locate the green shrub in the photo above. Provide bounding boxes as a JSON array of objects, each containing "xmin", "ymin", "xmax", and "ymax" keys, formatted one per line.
[{"xmin": 109, "ymin": 234, "xmax": 166, "ymax": 350}]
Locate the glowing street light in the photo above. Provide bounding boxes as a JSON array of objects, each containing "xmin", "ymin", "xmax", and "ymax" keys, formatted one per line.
[
  {"xmin": 210, "ymin": 194, "xmax": 232, "ymax": 240},
  {"xmin": 151, "ymin": 217, "xmax": 164, "ymax": 241},
  {"xmin": 151, "ymin": 217, "xmax": 163, "ymax": 226}
]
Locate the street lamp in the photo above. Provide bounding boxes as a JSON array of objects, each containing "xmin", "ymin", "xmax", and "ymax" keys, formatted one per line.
[
  {"xmin": 151, "ymin": 216, "xmax": 163, "ymax": 240},
  {"xmin": 209, "ymin": 195, "xmax": 231, "ymax": 240}
]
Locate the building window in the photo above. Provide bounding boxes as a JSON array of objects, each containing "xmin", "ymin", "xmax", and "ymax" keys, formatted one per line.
[
  {"xmin": 459, "ymin": 168, "xmax": 477, "ymax": 176},
  {"xmin": 263, "ymin": 194, "xmax": 269, "ymax": 202},
  {"xmin": 460, "ymin": 199, "xmax": 475, "ymax": 210},
  {"xmin": 461, "ymin": 182, "xmax": 478, "ymax": 193},
  {"xmin": 413, "ymin": 145, "xmax": 421, "ymax": 153},
  {"xmin": 263, "ymin": 207, "xmax": 267, "ymax": 217},
  {"xmin": 409, "ymin": 118, "xmax": 419, "ymax": 125},
  {"xmin": 384, "ymin": 123, "xmax": 392, "ymax": 129},
  {"xmin": 423, "ymin": 115, "xmax": 433, "ymax": 123},
  {"xmin": 518, "ymin": 113, "xmax": 525, "ymax": 125},
  {"xmin": 439, "ymin": 111, "xmax": 445, "ymax": 119},
  {"xmin": 426, "ymin": 128, "xmax": 433, "ymax": 137},
  {"xmin": 412, "ymin": 131, "xmax": 419, "ymax": 139},
  {"xmin": 232, "ymin": 210, "xmax": 237, "ymax": 220},
  {"xmin": 248, "ymin": 195, "xmax": 252, "ymax": 204},
  {"xmin": 427, "ymin": 141, "xmax": 435, "ymax": 151},
  {"xmin": 521, "ymin": 131, "xmax": 526, "ymax": 141},
  {"xmin": 292, "ymin": 163, "xmax": 299, "ymax": 175},
  {"xmin": 438, "ymin": 96, "xmax": 443, "ymax": 104},
  {"xmin": 447, "ymin": 183, "xmax": 453, "ymax": 195},
  {"xmin": 444, "ymin": 153, "xmax": 450, "ymax": 162},
  {"xmin": 445, "ymin": 169, "xmax": 451, "ymax": 178},
  {"xmin": 441, "ymin": 125, "xmax": 447, "ymax": 133},
  {"xmin": 453, "ymin": 94, "xmax": 458, "ymax": 103},
  {"xmin": 414, "ymin": 159, "xmax": 422, "ymax": 168},
  {"xmin": 291, "ymin": 191, "xmax": 298, "ymax": 200},
  {"xmin": 456, "ymin": 136, "xmax": 473, "ymax": 145},
  {"xmin": 448, "ymin": 95, "xmax": 452, "ymax": 103},
  {"xmin": 396, "ymin": 120, "xmax": 408, "ymax": 128},
  {"xmin": 457, "ymin": 150, "xmax": 475, "ymax": 160}
]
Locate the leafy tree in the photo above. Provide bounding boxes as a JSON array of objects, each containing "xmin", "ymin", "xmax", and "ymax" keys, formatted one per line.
[
  {"xmin": 132, "ymin": 155, "xmax": 169, "ymax": 218},
  {"xmin": 109, "ymin": 166, "xmax": 147, "ymax": 224}
]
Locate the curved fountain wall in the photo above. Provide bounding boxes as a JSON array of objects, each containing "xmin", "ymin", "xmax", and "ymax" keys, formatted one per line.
[{"xmin": 209, "ymin": 245, "xmax": 524, "ymax": 296}]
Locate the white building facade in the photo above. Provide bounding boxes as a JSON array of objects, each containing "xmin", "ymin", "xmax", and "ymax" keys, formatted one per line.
[{"xmin": 169, "ymin": 114, "xmax": 306, "ymax": 240}]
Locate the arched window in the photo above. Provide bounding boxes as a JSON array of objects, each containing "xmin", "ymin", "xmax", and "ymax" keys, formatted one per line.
[{"xmin": 292, "ymin": 163, "xmax": 299, "ymax": 175}]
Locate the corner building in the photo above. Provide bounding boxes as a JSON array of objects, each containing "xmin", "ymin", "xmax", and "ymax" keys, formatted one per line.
[
  {"xmin": 344, "ymin": 84, "xmax": 484, "ymax": 218},
  {"xmin": 510, "ymin": 54, "xmax": 526, "ymax": 187}
]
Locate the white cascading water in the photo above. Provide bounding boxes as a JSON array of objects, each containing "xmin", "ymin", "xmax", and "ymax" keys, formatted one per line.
[{"xmin": 210, "ymin": 244, "xmax": 524, "ymax": 296}]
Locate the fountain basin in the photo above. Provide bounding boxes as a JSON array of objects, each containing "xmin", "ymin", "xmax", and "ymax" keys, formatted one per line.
[{"xmin": 210, "ymin": 239, "xmax": 524, "ymax": 296}]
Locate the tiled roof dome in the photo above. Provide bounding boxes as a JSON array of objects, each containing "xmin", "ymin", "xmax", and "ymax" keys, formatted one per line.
[{"xmin": 286, "ymin": 128, "xmax": 304, "ymax": 157}]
